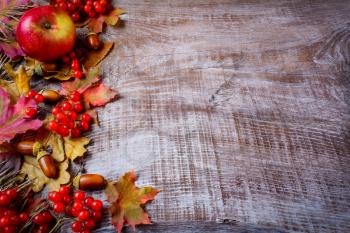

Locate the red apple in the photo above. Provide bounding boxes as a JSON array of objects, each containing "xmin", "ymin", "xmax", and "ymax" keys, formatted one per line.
[{"xmin": 16, "ymin": 6, "xmax": 76, "ymax": 62}]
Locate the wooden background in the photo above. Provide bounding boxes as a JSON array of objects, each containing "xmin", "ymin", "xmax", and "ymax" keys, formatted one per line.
[{"xmin": 80, "ymin": 0, "xmax": 350, "ymax": 232}]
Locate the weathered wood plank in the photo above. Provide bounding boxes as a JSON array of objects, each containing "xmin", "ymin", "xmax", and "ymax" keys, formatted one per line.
[{"xmin": 73, "ymin": 0, "xmax": 350, "ymax": 232}]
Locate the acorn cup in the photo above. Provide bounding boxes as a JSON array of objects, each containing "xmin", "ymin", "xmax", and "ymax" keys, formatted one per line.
[
  {"xmin": 73, "ymin": 174, "xmax": 107, "ymax": 191},
  {"xmin": 34, "ymin": 62, "xmax": 58, "ymax": 76},
  {"xmin": 86, "ymin": 33, "xmax": 102, "ymax": 50},
  {"xmin": 41, "ymin": 89, "xmax": 61, "ymax": 103}
]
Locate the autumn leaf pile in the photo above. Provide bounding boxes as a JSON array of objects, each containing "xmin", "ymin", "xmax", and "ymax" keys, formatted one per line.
[{"xmin": 0, "ymin": 1, "xmax": 159, "ymax": 233}]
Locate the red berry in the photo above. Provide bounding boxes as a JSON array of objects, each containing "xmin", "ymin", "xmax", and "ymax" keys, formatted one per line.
[
  {"xmin": 74, "ymin": 191, "xmax": 85, "ymax": 201},
  {"xmin": 0, "ymin": 195, "xmax": 11, "ymax": 206},
  {"xmin": 19, "ymin": 212, "xmax": 29, "ymax": 222},
  {"xmin": 38, "ymin": 224, "xmax": 50, "ymax": 233},
  {"xmin": 72, "ymin": 12, "xmax": 80, "ymax": 21},
  {"xmin": 33, "ymin": 214, "xmax": 46, "ymax": 225},
  {"xmin": 59, "ymin": 185, "xmax": 70, "ymax": 195},
  {"xmin": 72, "ymin": 202, "xmax": 84, "ymax": 211},
  {"xmin": 5, "ymin": 189, "xmax": 17, "ymax": 200},
  {"xmin": 84, "ymin": 4, "xmax": 92, "ymax": 13},
  {"xmin": 91, "ymin": 200, "xmax": 103, "ymax": 211},
  {"xmin": 58, "ymin": 125, "xmax": 70, "ymax": 137},
  {"xmin": 86, "ymin": 0, "xmax": 92, "ymax": 5},
  {"xmin": 48, "ymin": 120, "xmax": 59, "ymax": 131},
  {"xmin": 71, "ymin": 59, "xmax": 80, "ymax": 70},
  {"xmin": 69, "ymin": 51, "xmax": 76, "ymax": 59},
  {"xmin": 58, "ymin": 2, "xmax": 67, "ymax": 10},
  {"xmin": 0, "ymin": 216, "xmax": 10, "ymax": 227},
  {"xmin": 71, "ymin": 221, "xmax": 83, "ymax": 232},
  {"xmin": 62, "ymin": 56, "xmax": 70, "ymax": 64},
  {"xmin": 48, "ymin": 191, "xmax": 61, "ymax": 203},
  {"xmin": 53, "ymin": 202, "xmax": 65, "ymax": 213},
  {"xmin": 65, "ymin": 118, "xmax": 75, "ymax": 129},
  {"xmin": 85, "ymin": 219, "xmax": 95, "ymax": 229},
  {"xmin": 10, "ymin": 215, "xmax": 20, "ymax": 225},
  {"xmin": 74, "ymin": 103, "xmax": 83, "ymax": 113},
  {"xmin": 81, "ymin": 113, "xmax": 92, "ymax": 123},
  {"xmin": 91, "ymin": 211, "xmax": 102, "ymax": 222},
  {"xmin": 3, "ymin": 226, "xmax": 16, "ymax": 233},
  {"xmin": 100, "ymin": 0, "xmax": 107, "ymax": 7},
  {"xmin": 56, "ymin": 112, "xmax": 68, "ymax": 123},
  {"xmin": 70, "ymin": 91, "xmax": 81, "ymax": 102},
  {"xmin": 74, "ymin": 70, "xmax": 84, "ymax": 79},
  {"xmin": 62, "ymin": 195, "xmax": 72, "ymax": 204},
  {"xmin": 51, "ymin": 106, "xmax": 62, "ymax": 116},
  {"xmin": 78, "ymin": 210, "xmax": 90, "ymax": 221},
  {"xmin": 81, "ymin": 229, "xmax": 91, "ymax": 233},
  {"xmin": 79, "ymin": 121, "xmax": 89, "ymax": 131},
  {"xmin": 88, "ymin": 11, "xmax": 97, "ymax": 18},
  {"xmin": 34, "ymin": 94, "xmax": 44, "ymax": 103},
  {"xmin": 67, "ymin": 111, "xmax": 78, "ymax": 120},
  {"xmin": 62, "ymin": 101, "xmax": 72, "ymax": 111},
  {"xmin": 71, "ymin": 127, "xmax": 81, "ymax": 138},
  {"xmin": 27, "ymin": 90, "xmax": 37, "ymax": 98},
  {"xmin": 71, "ymin": 208, "xmax": 80, "ymax": 217},
  {"xmin": 42, "ymin": 211, "xmax": 53, "ymax": 223},
  {"xmin": 72, "ymin": 0, "xmax": 81, "ymax": 5},
  {"xmin": 25, "ymin": 107, "xmax": 38, "ymax": 118},
  {"xmin": 84, "ymin": 197, "xmax": 94, "ymax": 207},
  {"xmin": 94, "ymin": 3, "xmax": 103, "ymax": 13},
  {"xmin": 67, "ymin": 2, "xmax": 76, "ymax": 11}
]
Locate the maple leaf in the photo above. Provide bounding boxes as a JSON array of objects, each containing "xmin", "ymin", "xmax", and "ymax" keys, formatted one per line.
[
  {"xmin": 35, "ymin": 128, "xmax": 65, "ymax": 162},
  {"xmin": 0, "ymin": 87, "xmax": 42, "ymax": 144},
  {"xmin": 105, "ymin": 171, "xmax": 160, "ymax": 233},
  {"xmin": 64, "ymin": 136, "xmax": 90, "ymax": 161},
  {"xmin": 88, "ymin": 8, "xmax": 126, "ymax": 33},
  {"xmin": 0, "ymin": 79, "xmax": 19, "ymax": 103},
  {"xmin": 21, "ymin": 156, "xmax": 70, "ymax": 192},
  {"xmin": 4, "ymin": 64, "xmax": 32, "ymax": 96},
  {"xmin": 0, "ymin": 0, "xmax": 32, "ymax": 58},
  {"xmin": 83, "ymin": 42, "xmax": 114, "ymax": 69},
  {"xmin": 83, "ymin": 83, "xmax": 118, "ymax": 107},
  {"xmin": 60, "ymin": 66, "xmax": 100, "ymax": 95}
]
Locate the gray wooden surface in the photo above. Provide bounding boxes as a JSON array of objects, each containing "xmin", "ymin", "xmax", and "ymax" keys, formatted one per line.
[{"xmin": 80, "ymin": 0, "xmax": 350, "ymax": 232}]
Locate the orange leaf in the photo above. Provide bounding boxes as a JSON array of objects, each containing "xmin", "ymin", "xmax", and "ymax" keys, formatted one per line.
[
  {"xmin": 83, "ymin": 42, "xmax": 114, "ymax": 69},
  {"xmin": 83, "ymin": 83, "xmax": 118, "ymax": 107},
  {"xmin": 105, "ymin": 171, "xmax": 160, "ymax": 233}
]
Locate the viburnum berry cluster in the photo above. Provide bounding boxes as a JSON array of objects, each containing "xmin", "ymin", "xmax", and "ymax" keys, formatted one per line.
[
  {"xmin": 48, "ymin": 90, "xmax": 92, "ymax": 137},
  {"xmin": 48, "ymin": 186, "xmax": 103, "ymax": 233},
  {"xmin": 61, "ymin": 50, "xmax": 85, "ymax": 79},
  {"xmin": 51, "ymin": 0, "xmax": 113, "ymax": 21}
]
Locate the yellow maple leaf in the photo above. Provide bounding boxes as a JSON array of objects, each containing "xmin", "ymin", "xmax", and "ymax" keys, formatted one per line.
[
  {"xmin": 21, "ymin": 156, "xmax": 70, "ymax": 192},
  {"xmin": 35, "ymin": 128, "xmax": 65, "ymax": 162},
  {"xmin": 105, "ymin": 171, "xmax": 160, "ymax": 233},
  {"xmin": 4, "ymin": 64, "xmax": 32, "ymax": 96},
  {"xmin": 64, "ymin": 136, "xmax": 90, "ymax": 161}
]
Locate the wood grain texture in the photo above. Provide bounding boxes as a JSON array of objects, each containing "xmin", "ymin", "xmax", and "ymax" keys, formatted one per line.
[{"xmin": 74, "ymin": 0, "xmax": 350, "ymax": 232}]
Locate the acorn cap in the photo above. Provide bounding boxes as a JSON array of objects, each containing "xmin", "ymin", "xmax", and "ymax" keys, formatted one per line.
[{"xmin": 73, "ymin": 175, "xmax": 81, "ymax": 189}]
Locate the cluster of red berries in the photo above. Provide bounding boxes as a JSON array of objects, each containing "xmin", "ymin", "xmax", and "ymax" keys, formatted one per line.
[
  {"xmin": 62, "ymin": 51, "xmax": 84, "ymax": 79},
  {"xmin": 24, "ymin": 90, "xmax": 45, "ymax": 118},
  {"xmin": 32, "ymin": 211, "xmax": 55, "ymax": 233},
  {"xmin": 52, "ymin": 0, "xmax": 112, "ymax": 21},
  {"xmin": 48, "ymin": 186, "xmax": 103, "ymax": 233},
  {"xmin": 48, "ymin": 90, "xmax": 92, "ymax": 137},
  {"xmin": 0, "ymin": 188, "xmax": 29, "ymax": 233}
]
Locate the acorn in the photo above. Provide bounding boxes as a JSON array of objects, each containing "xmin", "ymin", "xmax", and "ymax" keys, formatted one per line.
[
  {"xmin": 86, "ymin": 33, "xmax": 102, "ymax": 50},
  {"xmin": 15, "ymin": 140, "xmax": 35, "ymax": 155},
  {"xmin": 38, "ymin": 154, "xmax": 58, "ymax": 179},
  {"xmin": 37, "ymin": 62, "xmax": 58, "ymax": 76},
  {"xmin": 41, "ymin": 89, "xmax": 61, "ymax": 103},
  {"xmin": 73, "ymin": 174, "xmax": 107, "ymax": 191}
]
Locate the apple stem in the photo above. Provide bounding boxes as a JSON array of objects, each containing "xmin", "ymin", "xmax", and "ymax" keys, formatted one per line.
[{"xmin": 44, "ymin": 22, "xmax": 52, "ymax": 29}]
